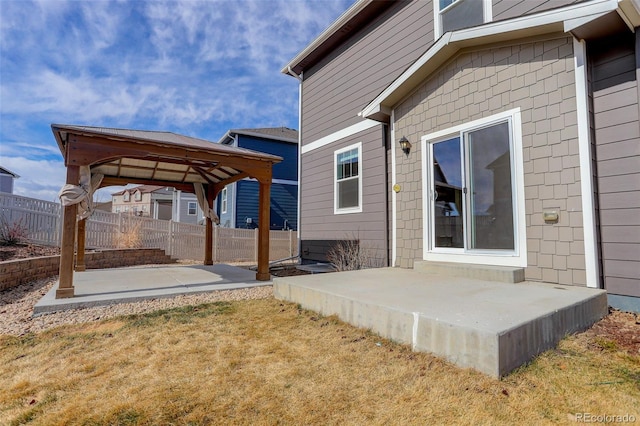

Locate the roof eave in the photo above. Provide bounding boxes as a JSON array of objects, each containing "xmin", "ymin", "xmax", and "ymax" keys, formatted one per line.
[
  {"xmin": 361, "ymin": 0, "xmax": 627, "ymax": 121},
  {"xmin": 281, "ymin": 0, "xmax": 398, "ymax": 76}
]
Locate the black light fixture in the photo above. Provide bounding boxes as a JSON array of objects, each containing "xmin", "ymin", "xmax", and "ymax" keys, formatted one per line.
[{"xmin": 399, "ymin": 136, "xmax": 412, "ymax": 156}]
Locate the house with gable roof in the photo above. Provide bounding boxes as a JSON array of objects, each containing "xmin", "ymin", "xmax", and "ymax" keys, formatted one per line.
[
  {"xmin": 283, "ymin": 0, "xmax": 640, "ymax": 311},
  {"xmin": 0, "ymin": 165, "xmax": 19, "ymax": 194},
  {"xmin": 216, "ymin": 127, "xmax": 299, "ymax": 230}
]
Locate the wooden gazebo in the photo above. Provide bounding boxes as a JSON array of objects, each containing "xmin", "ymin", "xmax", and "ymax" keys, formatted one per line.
[{"xmin": 51, "ymin": 124, "xmax": 282, "ymax": 299}]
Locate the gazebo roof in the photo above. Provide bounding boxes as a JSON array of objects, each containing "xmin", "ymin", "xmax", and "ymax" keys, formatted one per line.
[{"xmin": 51, "ymin": 124, "xmax": 282, "ymax": 193}]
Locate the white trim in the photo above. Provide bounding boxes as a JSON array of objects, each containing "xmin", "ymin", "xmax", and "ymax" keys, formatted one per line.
[
  {"xmin": 391, "ymin": 111, "xmax": 397, "ymax": 267},
  {"xmin": 434, "ymin": 0, "xmax": 493, "ymax": 40},
  {"xmin": 573, "ymin": 37, "xmax": 600, "ymax": 289},
  {"xmin": 363, "ymin": 0, "xmax": 621, "ymax": 119},
  {"xmin": 301, "ymin": 120, "xmax": 379, "ymax": 154},
  {"xmin": 242, "ymin": 177, "xmax": 298, "ymax": 186},
  {"xmin": 421, "ymin": 108, "xmax": 527, "ymax": 267},
  {"xmin": 282, "ymin": 0, "xmax": 372, "ymax": 74},
  {"xmin": 231, "ymin": 182, "xmax": 237, "ymax": 228},
  {"xmin": 334, "ymin": 142, "xmax": 363, "ymax": 214},
  {"xmin": 187, "ymin": 201, "xmax": 197, "ymax": 216},
  {"xmin": 221, "ymin": 187, "xmax": 228, "ymax": 214}
]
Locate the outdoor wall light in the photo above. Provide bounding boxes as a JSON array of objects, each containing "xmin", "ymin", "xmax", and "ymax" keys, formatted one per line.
[{"xmin": 399, "ymin": 136, "xmax": 412, "ymax": 156}]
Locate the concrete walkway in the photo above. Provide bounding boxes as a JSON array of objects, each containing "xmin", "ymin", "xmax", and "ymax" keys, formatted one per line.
[
  {"xmin": 34, "ymin": 264, "xmax": 271, "ymax": 315},
  {"xmin": 274, "ymin": 267, "xmax": 608, "ymax": 378}
]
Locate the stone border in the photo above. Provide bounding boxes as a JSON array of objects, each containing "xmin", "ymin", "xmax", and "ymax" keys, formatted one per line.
[{"xmin": 0, "ymin": 248, "xmax": 174, "ymax": 291}]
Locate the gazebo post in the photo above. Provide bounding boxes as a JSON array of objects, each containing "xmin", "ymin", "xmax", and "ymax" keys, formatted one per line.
[
  {"xmin": 75, "ymin": 218, "xmax": 86, "ymax": 271},
  {"xmin": 256, "ymin": 177, "xmax": 271, "ymax": 281},
  {"xmin": 204, "ymin": 185, "xmax": 217, "ymax": 265},
  {"xmin": 57, "ymin": 165, "xmax": 80, "ymax": 299}
]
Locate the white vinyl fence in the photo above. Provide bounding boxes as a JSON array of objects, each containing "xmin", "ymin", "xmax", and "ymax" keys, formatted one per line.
[{"xmin": 1, "ymin": 193, "xmax": 297, "ymax": 262}]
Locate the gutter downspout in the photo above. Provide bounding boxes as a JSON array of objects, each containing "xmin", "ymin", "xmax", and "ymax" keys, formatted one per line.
[{"xmin": 287, "ymin": 66, "xmax": 303, "ymax": 263}]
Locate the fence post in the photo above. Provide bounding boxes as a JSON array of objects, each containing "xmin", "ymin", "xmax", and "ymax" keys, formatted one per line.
[
  {"xmin": 289, "ymin": 229, "xmax": 293, "ymax": 257},
  {"xmin": 254, "ymin": 228, "xmax": 259, "ymax": 263},
  {"xmin": 168, "ymin": 221, "xmax": 174, "ymax": 258},
  {"xmin": 213, "ymin": 225, "xmax": 218, "ymax": 263}
]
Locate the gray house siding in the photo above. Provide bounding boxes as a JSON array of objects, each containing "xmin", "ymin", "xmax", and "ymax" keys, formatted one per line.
[
  {"xmin": 300, "ymin": 125, "xmax": 387, "ymax": 264},
  {"xmin": 589, "ymin": 30, "xmax": 640, "ymax": 302},
  {"xmin": 0, "ymin": 174, "xmax": 14, "ymax": 194},
  {"xmin": 218, "ymin": 183, "xmax": 235, "ymax": 228},
  {"xmin": 301, "ymin": 1, "xmax": 434, "ymax": 144},
  {"xmin": 492, "ymin": 0, "xmax": 583, "ymax": 22},
  {"xmin": 298, "ymin": 0, "xmax": 435, "ymax": 264}
]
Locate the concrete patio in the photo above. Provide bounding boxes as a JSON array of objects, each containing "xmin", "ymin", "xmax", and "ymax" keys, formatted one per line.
[
  {"xmin": 34, "ymin": 264, "xmax": 271, "ymax": 316},
  {"xmin": 273, "ymin": 266, "xmax": 608, "ymax": 378}
]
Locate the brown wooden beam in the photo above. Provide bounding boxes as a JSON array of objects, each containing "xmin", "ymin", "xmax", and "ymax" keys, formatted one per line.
[
  {"xmin": 256, "ymin": 177, "xmax": 271, "ymax": 281},
  {"xmin": 75, "ymin": 218, "xmax": 86, "ymax": 271},
  {"xmin": 57, "ymin": 165, "xmax": 80, "ymax": 298},
  {"xmin": 66, "ymin": 135, "xmax": 276, "ymax": 174},
  {"xmin": 99, "ymin": 177, "xmax": 195, "ymax": 193}
]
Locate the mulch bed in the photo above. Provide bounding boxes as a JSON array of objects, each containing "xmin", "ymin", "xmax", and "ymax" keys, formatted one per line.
[{"xmin": 0, "ymin": 243, "xmax": 60, "ymax": 262}]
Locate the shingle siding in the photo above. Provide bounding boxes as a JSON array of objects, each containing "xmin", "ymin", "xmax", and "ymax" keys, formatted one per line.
[{"xmin": 394, "ymin": 35, "xmax": 586, "ymax": 285}]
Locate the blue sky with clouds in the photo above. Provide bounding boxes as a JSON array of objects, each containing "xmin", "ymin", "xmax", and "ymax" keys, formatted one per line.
[{"xmin": 0, "ymin": 0, "xmax": 352, "ymax": 202}]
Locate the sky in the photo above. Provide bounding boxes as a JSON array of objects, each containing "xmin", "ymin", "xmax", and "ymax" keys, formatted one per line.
[{"xmin": 0, "ymin": 0, "xmax": 353, "ymax": 202}]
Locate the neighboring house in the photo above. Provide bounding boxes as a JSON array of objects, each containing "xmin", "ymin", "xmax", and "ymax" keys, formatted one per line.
[
  {"xmin": 111, "ymin": 185, "xmax": 174, "ymax": 219},
  {"xmin": 0, "ymin": 166, "xmax": 19, "ymax": 194},
  {"xmin": 283, "ymin": 0, "xmax": 640, "ymax": 310},
  {"xmin": 171, "ymin": 190, "xmax": 205, "ymax": 225},
  {"xmin": 112, "ymin": 185, "xmax": 204, "ymax": 224},
  {"xmin": 216, "ymin": 127, "xmax": 298, "ymax": 230}
]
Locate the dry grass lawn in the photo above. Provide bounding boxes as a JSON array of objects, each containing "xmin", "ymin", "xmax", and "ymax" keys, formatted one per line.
[{"xmin": 1, "ymin": 298, "xmax": 639, "ymax": 425}]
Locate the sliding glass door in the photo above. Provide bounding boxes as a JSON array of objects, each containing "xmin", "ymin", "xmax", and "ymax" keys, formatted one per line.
[{"xmin": 428, "ymin": 119, "xmax": 515, "ymax": 253}]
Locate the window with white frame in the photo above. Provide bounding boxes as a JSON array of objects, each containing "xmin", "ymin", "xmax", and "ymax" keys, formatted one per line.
[
  {"xmin": 421, "ymin": 108, "xmax": 526, "ymax": 267},
  {"xmin": 221, "ymin": 187, "xmax": 228, "ymax": 214},
  {"xmin": 434, "ymin": 0, "xmax": 491, "ymax": 39},
  {"xmin": 334, "ymin": 142, "xmax": 362, "ymax": 214},
  {"xmin": 123, "ymin": 191, "xmax": 130, "ymax": 202},
  {"xmin": 134, "ymin": 190, "xmax": 142, "ymax": 201},
  {"xmin": 187, "ymin": 201, "xmax": 197, "ymax": 216}
]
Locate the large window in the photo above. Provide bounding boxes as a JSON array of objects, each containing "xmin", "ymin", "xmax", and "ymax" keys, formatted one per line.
[
  {"xmin": 334, "ymin": 142, "xmax": 362, "ymax": 214},
  {"xmin": 421, "ymin": 109, "xmax": 526, "ymax": 266},
  {"xmin": 435, "ymin": 0, "xmax": 491, "ymax": 39}
]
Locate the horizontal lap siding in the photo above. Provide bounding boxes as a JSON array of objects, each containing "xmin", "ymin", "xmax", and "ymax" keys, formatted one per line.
[
  {"xmin": 301, "ymin": 1, "xmax": 433, "ymax": 144},
  {"xmin": 492, "ymin": 0, "xmax": 582, "ymax": 21},
  {"xmin": 300, "ymin": 126, "xmax": 387, "ymax": 260},
  {"xmin": 590, "ymin": 32, "xmax": 640, "ymax": 297},
  {"xmin": 235, "ymin": 181, "xmax": 298, "ymax": 230}
]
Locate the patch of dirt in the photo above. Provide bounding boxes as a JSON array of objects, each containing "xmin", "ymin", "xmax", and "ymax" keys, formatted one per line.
[
  {"xmin": 582, "ymin": 308, "xmax": 640, "ymax": 355},
  {"xmin": 270, "ymin": 266, "xmax": 311, "ymax": 277},
  {"xmin": 0, "ymin": 243, "xmax": 60, "ymax": 262}
]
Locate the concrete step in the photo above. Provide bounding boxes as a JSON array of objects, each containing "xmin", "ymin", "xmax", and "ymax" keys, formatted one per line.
[{"xmin": 414, "ymin": 260, "xmax": 525, "ymax": 283}]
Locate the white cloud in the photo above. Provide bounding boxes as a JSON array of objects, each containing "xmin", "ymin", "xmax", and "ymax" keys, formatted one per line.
[
  {"xmin": 1, "ymin": 0, "xmax": 353, "ymax": 202},
  {"xmin": 2, "ymin": 156, "xmax": 66, "ymax": 202}
]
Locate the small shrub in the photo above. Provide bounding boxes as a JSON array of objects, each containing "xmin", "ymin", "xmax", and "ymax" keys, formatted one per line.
[
  {"xmin": 0, "ymin": 216, "xmax": 29, "ymax": 246},
  {"xmin": 113, "ymin": 220, "xmax": 143, "ymax": 249},
  {"xmin": 327, "ymin": 236, "xmax": 382, "ymax": 271}
]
